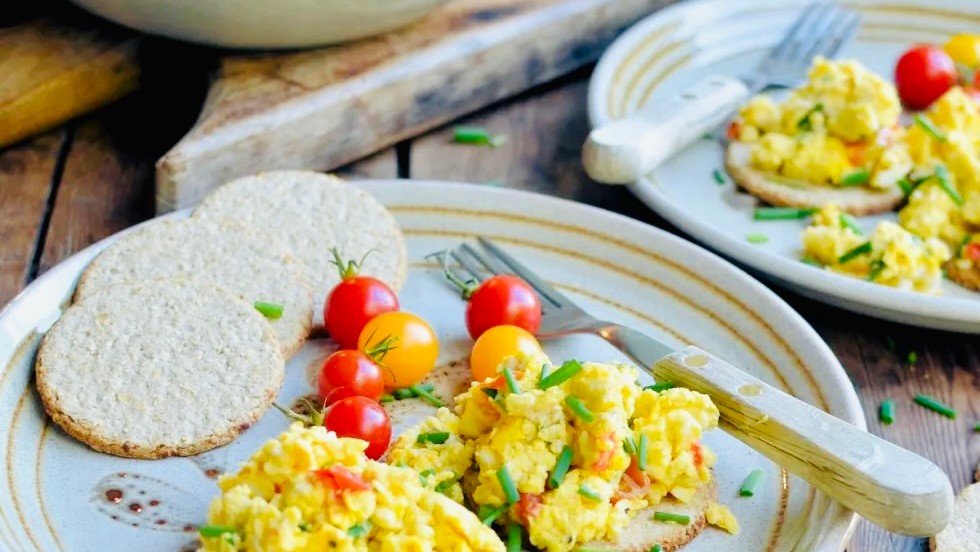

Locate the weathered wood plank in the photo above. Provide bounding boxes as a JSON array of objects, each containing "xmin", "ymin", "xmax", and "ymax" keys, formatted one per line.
[
  {"xmin": 0, "ymin": 130, "xmax": 64, "ymax": 306},
  {"xmin": 334, "ymin": 148, "xmax": 400, "ymax": 180}
]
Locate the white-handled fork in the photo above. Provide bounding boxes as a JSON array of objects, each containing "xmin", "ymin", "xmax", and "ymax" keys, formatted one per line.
[{"xmin": 435, "ymin": 237, "xmax": 953, "ymax": 538}]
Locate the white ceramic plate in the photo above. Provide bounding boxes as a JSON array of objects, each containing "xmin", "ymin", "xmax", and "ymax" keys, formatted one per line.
[
  {"xmin": 588, "ymin": 0, "xmax": 980, "ymax": 333},
  {"xmin": 0, "ymin": 180, "xmax": 861, "ymax": 551}
]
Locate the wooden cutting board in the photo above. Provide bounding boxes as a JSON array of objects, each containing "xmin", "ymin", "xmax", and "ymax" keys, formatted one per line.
[{"xmin": 155, "ymin": 0, "xmax": 677, "ymax": 212}]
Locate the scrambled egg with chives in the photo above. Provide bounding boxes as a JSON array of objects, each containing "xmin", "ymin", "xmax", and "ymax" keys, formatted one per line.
[
  {"xmin": 735, "ymin": 57, "xmax": 906, "ymax": 189},
  {"xmin": 388, "ymin": 353, "xmax": 736, "ymax": 552},
  {"xmin": 802, "ymin": 204, "xmax": 951, "ymax": 293},
  {"xmin": 199, "ymin": 423, "xmax": 505, "ymax": 552}
]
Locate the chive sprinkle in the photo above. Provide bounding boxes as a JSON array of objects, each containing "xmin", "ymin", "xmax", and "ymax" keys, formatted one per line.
[
  {"xmin": 914, "ymin": 114, "xmax": 946, "ymax": 142},
  {"xmin": 435, "ymin": 476, "xmax": 459, "ymax": 493},
  {"xmin": 638, "ymin": 434, "xmax": 648, "ymax": 471},
  {"xmin": 644, "ymin": 381, "xmax": 675, "ymax": 392},
  {"xmin": 867, "ymin": 259, "xmax": 886, "ymax": 282},
  {"xmin": 380, "ymin": 394, "xmax": 395, "ymax": 403},
  {"xmin": 897, "ymin": 177, "xmax": 915, "ymax": 196},
  {"xmin": 393, "ymin": 388, "xmax": 415, "ymax": 400},
  {"xmin": 578, "ymin": 484, "xmax": 603, "ymax": 501},
  {"xmin": 838, "ymin": 241, "xmax": 872, "ymax": 264},
  {"xmin": 411, "ymin": 385, "xmax": 445, "ymax": 407},
  {"xmin": 540, "ymin": 363, "xmax": 552, "ymax": 380},
  {"xmin": 453, "ymin": 125, "xmax": 507, "ymax": 147},
  {"xmin": 419, "ymin": 468, "xmax": 435, "ymax": 483},
  {"xmin": 754, "ymin": 207, "xmax": 817, "ymax": 220},
  {"xmin": 913, "ymin": 394, "xmax": 956, "ymax": 419},
  {"xmin": 565, "ymin": 396, "xmax": 595, "ymax": 422},
  {"xmin": 479, "ymin": 504, "xmax": 507, "ymax": 526},
  {"xmin": 497, "ymin": 465, "xmax": 519, "ymax": 504},
  {"xmin": 653, "ymin": 511, "xmax": 691, "ymax": 525},
  {"xmin": 348, "ymin": 521, "xmax": 372, "ymax": 538},
  {"xmin": 839, "ymin": 213, "xmax": 864, "ymax": 235},
  {"xmin": 549, "ymin": 446, "xmax": 573, "ymax": 489},
  {"xmin": 712, "ymin": 169, "xmax": 726, "ymax": 185},
  {"xmin": 417, "ymin": 432, "xmax": 450, "ymax": 445},
  {"xmin": 507, "ymin": 523, "xmax": 522, "ymax": 552},
  {"xmin": 879, "ymin": 399, "xmax": 895, "ymax": 425},
  {"xmin": 623, "ymin": 436, "xmax": 638, "ymax": 456},
  {"xmin": 298, "ymin": 522, "xmax": 311, "ymax": 532},
  {"xmin": 538, "ymin": 360, "xmax": 583, "ymax": 389},
  {"xmin": 746, "ymin": 233, "xmax": 769, "ymax": 244},
  {"xmin": 908, "ymin": 351, "xmax": 918, "ymax": 364},
  {"xmin": 935, "ymin": 166, "xmax": 964, "ymax": 206},
  {"xmin": 199, "ymin": 525, "xmax": 237, "ymax": 538},
  {"xmin": 974, "ymin": 422, "xmax": 980, "ymax": 432},
  {"xmin": 503, "ymin": 366, "xmax": 521, "ymax": 394},
  {"xmin": 482, "ymin": 388, "xmax": 499, "ymax": 399},
  {"xmin": 797, "ymin": 103, "xmax": 824, "ymax": 131},
  {"xmin": 739, "ymin": 469, "xmax": 764, "ymax": 497},
  {"xmin": 253, "ymin": 301, "xmax": 283, "ymax": 319},
  {"xmin": 651, "ymin": 546, "xmax": 663, "ymax": 552},
  {"xmin": 840, "ymin": 169, "xmax": 870, "ymax": 186}
]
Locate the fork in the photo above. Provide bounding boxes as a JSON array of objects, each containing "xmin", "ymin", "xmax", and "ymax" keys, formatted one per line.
[
  {"xmin": 583, "ymin": 2, "xmax": 863, "ymax": 184},
  {"xmin": 436, "ymin": 237, "xmax": 953, "ymax": 538}
]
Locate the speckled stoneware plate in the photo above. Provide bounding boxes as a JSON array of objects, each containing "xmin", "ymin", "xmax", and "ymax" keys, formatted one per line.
[
  {"xmin": 0, "ymin": 180, "xmax": 861, "ymax": 551},
  {"xmin": 588, "ymin": 0, "xmax": 980, "ymax": 333}
]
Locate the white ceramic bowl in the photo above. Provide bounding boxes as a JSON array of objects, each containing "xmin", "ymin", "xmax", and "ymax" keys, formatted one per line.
[{"xmin": 69, "ymin": 0, "xmax": 451, "ymax": 48}]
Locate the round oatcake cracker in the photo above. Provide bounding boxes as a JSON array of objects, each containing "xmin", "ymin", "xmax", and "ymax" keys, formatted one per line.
[
  {"xmin": 73, "ymin": 218, "xmax": 314, "ymax": 357},
  {"xmin": 36, "ymin": 280, "xmax": 284, "ymax": 459},
  {"xmin": 192, "ymin": 171, "xmax": 407, "ymax": 321}
]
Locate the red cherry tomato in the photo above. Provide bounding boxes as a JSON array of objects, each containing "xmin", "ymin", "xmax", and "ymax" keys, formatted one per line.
[
  {"xmin": 463, "ymin": 275, "xmax": 542, "ymax": 339},
  {"xmin": 317, "ymin": 350, "xmax": 384, "ymax": 405},
  {"xmin": 322, "ymin": 396, "xmax": 392, "ymax": 460},
  {"xmin": 516, "ymin": 493, "xmax": 543, "ymax": 525},
  {"xmin": 969, "ymin": 86, "xmax": 980, "ymax": 104},
  {"xmin": 894, "ymin": 45, "xmax": 957, "ymax": 110},
  {"xmin": 312, "ymin": 466, "xmax": 371, "ymax": 493},
  {"xmin": 324, "ymin": 251, "xmax": 399, "ymax": 349}
]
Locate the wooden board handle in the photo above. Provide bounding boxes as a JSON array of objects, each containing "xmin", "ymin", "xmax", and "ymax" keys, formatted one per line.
[{"xmin": 653, "ymin": 344, "xmax": 953, "ymax": 536}]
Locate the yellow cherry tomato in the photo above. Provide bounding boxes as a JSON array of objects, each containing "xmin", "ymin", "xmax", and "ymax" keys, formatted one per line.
[
  {"xmin": 944, "ymin": 34, "xmax": 980, "ymax": 68},
  {"xmin": 469, "ymin": 325, "xmax": 542, "ymax": 382},
  {"xmin": 358, "ymin": 312, "xmax": 438, "ymax": 388}
]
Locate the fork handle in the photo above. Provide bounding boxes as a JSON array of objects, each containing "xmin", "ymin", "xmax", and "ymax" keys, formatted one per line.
[
  {"xmin": 581, "ymin": 74, "xmax": 749, "ymax": 184},
  {"xmin": 604, "ymin": 326, "xmax": 953, "ymax": 536}
]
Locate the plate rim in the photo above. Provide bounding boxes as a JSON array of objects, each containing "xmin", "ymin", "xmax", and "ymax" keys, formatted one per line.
[
  {"xmin": 586, "ymin": 0, "xmax": 980, "ymax": 333},
  {"xmin": 0, "ymin": 178, "xmax": 862, "ymax": 550}
]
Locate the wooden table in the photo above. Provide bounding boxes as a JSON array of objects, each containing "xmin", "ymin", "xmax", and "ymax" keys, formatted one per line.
[{"xmin": 1, "ymin": 65, "xmax": 977, "ymax": 551}]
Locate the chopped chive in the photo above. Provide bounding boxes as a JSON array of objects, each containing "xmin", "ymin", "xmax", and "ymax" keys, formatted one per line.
[
  {"xmin": 839, "ymin": 213, "xmax": 864, "ymax": 235},
  {"xmin": 540, "ymin": 363, "xmax": 552, "ymax": 380},
  {"xmin": 914, "ymin": 114, "xmax": 946, "ymax": 142},
  {"xmin": 644, "ymin": 381, "xmax": 675, "ymax": 392},
  {"xmin": 453, "ymin": 125, "xmax": 506, "ymax": 147},
  {"xmin": 623, "ymin": 436, "xmax": 638, "ymax": 455},
  {"xmin": 796, "ymin": 103, "xmax": 824, "ymax": 131},
  {"xmin": 701, "ymin": 132, "xmax": 715, "ymax": 140},
  {"xmin": 497, "ymin": 465, "xmax": 519, "ymax": 504},
  {"xmin": 482, "ymin": 388, "xmax": 499, "ymax": 399},
  {"xmin": 935, "ymin": 166, "xmax": 964, "ymax": 206},
  {"xmin": 549, "ymin": 446, "xmax": 573, "ymax": 489},
  {"xmin": 298, "ymin": 522, "xmax": 311, "ymax": 532},
  {"xmin": 411, "ymin": 385, "xmax": 445, "ymax": 407},
  {"xmin": 879, "ymin": 399, "xmax": 895, "ymax": 425},
  {"xmin": 578, "ymin": 484, "xmax": 603, "ymax": 501},
  {"xmin": 959, "ymin": 235, "xmax": 972, "ymax": 256},
  {"xmin": 419, "ymin": 468, "xmax": 435, "ymax": 483},
  {"xmin": 507, "ymin": 523, "xmax": 522, "ymax": 552},
  {"xmin": 480, "ymin": 504, "xmax": 507, "ymax": 526},
  {"xmin": 754, "ymin": 207, "xmax": 817, "ymax": 220},
  {"xmin": 253, "ymin": 301, "xmax": 283, "ymax": 319},
  {"xmin": 199, "ymin": 525, "xmax": 237, "ymax": 538},
  {"xmin": 417, "ymin": 432, "xmax": 450, "ymax": 445},
  {"xmin": 651, "ymin": 546, "xmax": 663, "ymax": 552},
  {"xmin": 867, "ymin": 259, "xmax": 886, "ymax": 282},
  {"xmin": 538, "ymin": 360, "xmax": 583, "ymax": 389},
  {"xmin": 653, "ymin": 511, "xmax": 691, "ymax": 525},
  {"xmin": 974, "ymin": 422, "xmax": 980, "ymax": 432},
  {"xmin": 739, "ymin": 469, "xmax": 764, "ymax": 497},
  {"xmin": 913, "ymin": 394, "xmax": 956, "ymax": 419},
  {"xmin": 712, "ymin": 169, "xmax": 726, "ymax": 185},
  {"xmin": 908, "ymin": 351, "xmax": 918, "ymax": 364},
  {"xmin": 565, "ymin": 396, "xmax": 595, "ymax": 422},
  {"xmin": 435, "ymin": 476, "xmax": 459, "ymax": 493},
  {"xmin": 838, "ymin": 241, "xmax": 872, "ymax": 264},
  {"xmin": 380, "ymin": 394, "xmax": 395, "ymax": 403},
  {"xmin": 801, "ymin": 257, "xmax": 823, "ymax": 267},
  {"xmin": 638, "ymin": 434, "xmax": 648, "ymax": 471},
  {"xmin": 503, "ymin": 366, "xmax": 521, "ymax": 394},
  {"xmin": 746, "ymin": 233, "xmax": 769, "ymax": 244},
  {"xmin": 347, "ymin": 521, "xmax": 372, "ymax": 538},
  {"xmin": 417, "ymin": 383, "xmax": 436, "ymax": 392},
  {"xmin": 393, "ymin": 388, "xmax": 415, "ymax": 400},
  {"xmin": 840, "ymin": 169, "xmax": 870, "ymax": 186},
  {"xmin": 897, "ymin": 177, "xmax": 915, "ymax": 196}
]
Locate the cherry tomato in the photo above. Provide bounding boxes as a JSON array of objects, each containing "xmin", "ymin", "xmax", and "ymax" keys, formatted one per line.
[
  {"xmin": 317, "ymin": 350, "xmax": 384, "ymax": 405},
  {"xmin": 469, "ymin": 325, "xmax": 542, "ymax": 382},
  {"xmin": 894, "ymin": 45, "xmax": 957, "ymax": 110},
  {"xmin": 324, "ymin": 251, "xmax": 399, "ymax": 349},
  {"xmin": 464, "ymin": 275, "xmax": 541, "ymax": 339},
  {"xmin": 322, "ymin": 396, "xmax": 391, "ymax": 460},
  {"xmin": 516, "ymin": 493, "xmax": 543, "ymax": 525},
  {"xmin": 312, "ymin": 466, "xmax": 371, "ymax": 493},
  {"xmin": 944, "ymin": 34, "xmax": 980, "ymax": 68},
  {"xmin": 357, "ymin": 312, "xmax": 438, "ymax": 387}
]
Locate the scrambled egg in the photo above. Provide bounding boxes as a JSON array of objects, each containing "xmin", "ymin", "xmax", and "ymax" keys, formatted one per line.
[
  {"xmin": 736, "ymin": 57, "xmax": 906, "ymax": 188},
  {"xmin": 802, "ymin": 204, "xmax": 951, "ymax": 293},
  {"xmin": 388, "ymin": 353, "xmax": 733, "ymax": 552},
  {"xmin": 200, "ymin": 423, "xmax": 505, "ymax": 552},
  {"xmin": 705, "ymin": 503, "xmax": 740, "ymax": 535}
]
